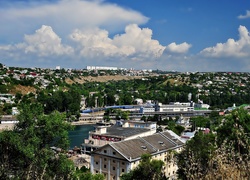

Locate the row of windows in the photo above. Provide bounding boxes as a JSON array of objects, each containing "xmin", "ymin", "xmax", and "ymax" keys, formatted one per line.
[
  {"xmin": 96, "ymin": 164, "xmax": 125, "ymax": 172},
  {"xmin": 95, "ymin": 160, "xmax": 125, "ymax": 165},
  {"xmin": 103, "ymin": 149, "xmax": 116, "ymax": 155}
]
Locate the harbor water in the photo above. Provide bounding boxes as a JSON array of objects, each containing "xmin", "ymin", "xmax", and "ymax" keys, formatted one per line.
[{"xmin": 68, "ymin": 124, "xmax": 95, "ymax": 149}]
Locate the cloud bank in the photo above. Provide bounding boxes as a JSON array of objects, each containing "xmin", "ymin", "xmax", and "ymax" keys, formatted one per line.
[
  {"xmin": 19, "ymin": 25, "xmax": 73, "ymax": 56},
  {"xmin": 1, "ymin": 0, "xmax": 250, "ymax": 72},
  {"xmin": 200, "ymin": 25, "xmax": 250, "ymax": 58},
  {"xmin": 70, "ymin": 24, "xmax": 166, "ymax": 58},
  {"xmin": 0, "ymin": 22, "xmax": 191, "ymax": 68},
  {"xmin": 0, "ymin": 0, "xmax": 148, "ymax": 39}
]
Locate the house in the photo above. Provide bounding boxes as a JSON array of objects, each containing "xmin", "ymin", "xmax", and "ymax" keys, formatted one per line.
[
  {"xmin": 180, "ymin": 131, "xmax": 196, "ymax": 142},
  {"xmin": 91, "ymin": 130, "xmax": 184, "ymax": 180}
]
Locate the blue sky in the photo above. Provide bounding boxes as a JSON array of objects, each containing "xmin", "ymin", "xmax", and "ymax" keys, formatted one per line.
[{"xmin": 0, "ymin": 0, "xmax": 250, "ymax": 72}]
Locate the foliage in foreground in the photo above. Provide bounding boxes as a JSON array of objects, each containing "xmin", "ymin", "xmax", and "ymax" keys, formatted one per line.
[
  {"xmin": 121, "ymin": 154, "xmax": 166, "ymax": 180},
  {"xmin": 0, "ymin": 103, "xmax": 104, "ymax": 180},
  {"xmin": 176, "ymin": 108, "xmax": 250, "ymax": 179}
]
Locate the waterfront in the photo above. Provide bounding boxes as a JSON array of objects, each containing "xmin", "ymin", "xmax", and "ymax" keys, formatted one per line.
[{"xmin": 68, "ymin": 124, "xmax": 95, "ymax": 149}]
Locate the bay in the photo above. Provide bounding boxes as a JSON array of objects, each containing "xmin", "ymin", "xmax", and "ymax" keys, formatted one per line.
[{"xmin": 68, "ymin": 124, "xmax": 95, "ymax": 149}]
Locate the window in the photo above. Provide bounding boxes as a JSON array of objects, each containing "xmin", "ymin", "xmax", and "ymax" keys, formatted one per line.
[
  {"xmin": 104, "ymin": 150, "xmax": 107, "ymax": 153},
  {"xmin": 113, "ymin": 151, "xmax": 116, "ymax": 155},
  {"xmin": 104, "ymin": 158, "xmax": 107, "ymax": 161},
  {"xmin": 122, "ymin": 162, "xmax": 125, "ymax": 165},
  {"xmin": 96, "ymin": 161, "xmax": 98, "ymax": 165},
  {"xmin": 113, "ymin": 160, "xmax": 116, "ymax": 163},
  {"xmin": 113, "ymin": 166, "xmax": 115, "ymax": 170},
  {"xmin": 104, "ymin": 164, "xmax": 106, "ymax": 168},
  {"xmin": 122, "ymin": 169, "xmax": 125, "ymax": 172},
  {"xmin": 96, "ymin": 171, "xmax": 99, "ymax": 173}
]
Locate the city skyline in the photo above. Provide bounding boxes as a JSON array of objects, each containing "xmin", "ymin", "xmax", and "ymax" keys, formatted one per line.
[{"xmin": 0, "ymin": 0, "xmax": 250, "ymax": 72}]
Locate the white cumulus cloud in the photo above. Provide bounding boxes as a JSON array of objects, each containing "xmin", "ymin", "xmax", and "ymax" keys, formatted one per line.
[
  {"xmin": 165, "ymin": 42, "xmax": 192, "ymax": 53},
  {"xmin": 70, "ymin": 24, "xmax": 166, "ymax": 59},
  {"xmin": 0, "ymin": 0, "xmax": 148, "ymax": 39},
  {"xmin": 238, "ymin": 10, "xmax": 250, "ymax": 19},
  {"xmin": 17, "ymin": 25, "xmax": 74, "ymax": 56},
  {"xmin": 200, "ymin": 25, "xmax": 250, "ymax": 58}
]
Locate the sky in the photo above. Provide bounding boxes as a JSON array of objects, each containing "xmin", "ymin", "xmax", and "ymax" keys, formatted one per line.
[{"xmin": 0, "ymin": 0, "xmax": 250, "ymax": 72}]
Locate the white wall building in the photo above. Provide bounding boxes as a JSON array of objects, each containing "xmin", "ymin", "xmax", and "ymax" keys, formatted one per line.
[
  {"xmin": 91, "ymin": 130, "xmax": 184, "ymax": 180},
  {"xmin": 139, "ymin": 106, "xmax": 156, "ymax": 113},
  {"xmin": 157, "ymin": 102, "xmax": 194, "ymax": 112},
  {"xmin": 86, "ymin": 66, "xmax": 118, "ymax": 71},
  {"xmin": 122, "ymin": 121, "xmax": 157, "ymax": 130}
]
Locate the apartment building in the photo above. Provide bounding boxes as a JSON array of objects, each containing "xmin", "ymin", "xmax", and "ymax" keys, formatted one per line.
[{"xmin": 91, "ymin": 130, "xmax": 184, "ymax": 180}]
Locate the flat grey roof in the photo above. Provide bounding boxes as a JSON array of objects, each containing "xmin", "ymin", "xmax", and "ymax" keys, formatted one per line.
[{"xmin": 94, "ymin": 126, "xmax": 151, "ymax": 138}]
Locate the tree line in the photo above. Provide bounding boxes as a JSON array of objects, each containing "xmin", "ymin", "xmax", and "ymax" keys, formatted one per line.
[{"xmin": 0, "ymin": 103, "xmax": 104, "ymax": 180}]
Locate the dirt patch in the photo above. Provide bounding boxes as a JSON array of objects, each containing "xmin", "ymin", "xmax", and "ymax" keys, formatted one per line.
[
  {"xmin": 65, "ymin": 75, "xmax": 144, "ymax": 84},
  {"xmin": 9, "ymin": 84, "xmax": 37, "ymax": 95}
]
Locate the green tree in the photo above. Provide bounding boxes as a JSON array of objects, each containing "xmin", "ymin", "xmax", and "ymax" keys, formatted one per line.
[
  {"xmin": 114, "ymin": 109, "xmax": 130, "ymax": 120},
  {"xmin": 121, "ymin": 154, "xmax": 166, "ymax": 180},
  {"xmin": 0, "ymin": 103, "xmax": 75, "ymax": 179},
  {"xmin": 73, "ymin": 166, "xmax": 105, "ymax": 180},
  {"xmin": 141, "ymin": 115, "xmax": 147, "ymax": 121},
  {"xmin": 216, "ymin": 108, "xmax": 250, "ymax": 155},
  {"xmin": 173, "ymin": 125, "xmax": 185, "ymax": 136},
  {"xmin": 190, "ymin": 116, "xmax": 211, "ymax": 131},
  {"xmin": 207, "ymin": 108, "xmax": 250, "ymax": 178},
  {"xmin": 176, "ymin": 108, "xmax": 250, "ymax": 179},
  {"xmin": 176, "ymin": 131, "xmax": 216, "ymax": 180}
]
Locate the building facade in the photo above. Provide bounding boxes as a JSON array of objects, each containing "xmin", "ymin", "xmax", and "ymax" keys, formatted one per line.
[
  {"xmin": 156, "ymin": 102, "xmax": 194, "ymax": 112},
  {"xmin": 91, "ymin": 130, "xmax": 184, "ymax": 180},
  {"xmin": 86, "ymin": 66, "xmax": 118, "ymax": 71}
]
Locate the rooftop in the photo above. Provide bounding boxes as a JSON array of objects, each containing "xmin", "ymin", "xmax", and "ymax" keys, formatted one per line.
[
  {"xmin": 92, "ymin": 126, "xmax": 151, "ymax": 138},
  {"xmin": 97, "ymin": 130, "xmax": 185, "ymax": 160}
]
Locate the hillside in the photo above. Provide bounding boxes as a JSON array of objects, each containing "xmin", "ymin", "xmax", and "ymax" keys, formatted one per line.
[
  {"xmin": 65, "ymin": 75, "xmax": 146, "ymax": 84},
  {"xmin": 7, "ymin": 75, "xmax": 146, "ymax": 94},
  {"xmin": 9, "ymin": 84, "xmax": 37, "ymax": 95}
]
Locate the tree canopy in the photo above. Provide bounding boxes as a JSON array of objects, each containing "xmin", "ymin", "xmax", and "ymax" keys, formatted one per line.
[
  {"xmin": 176, "ymin": 108, "xmax": 250, "ymax": 179},
  {"xmin": 121, "ymin": 154, "xmax": 166, "ymax": 180},
  {"xmin": 0, "ymin": 103, "xmax": 104, "ymax": 179}
]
